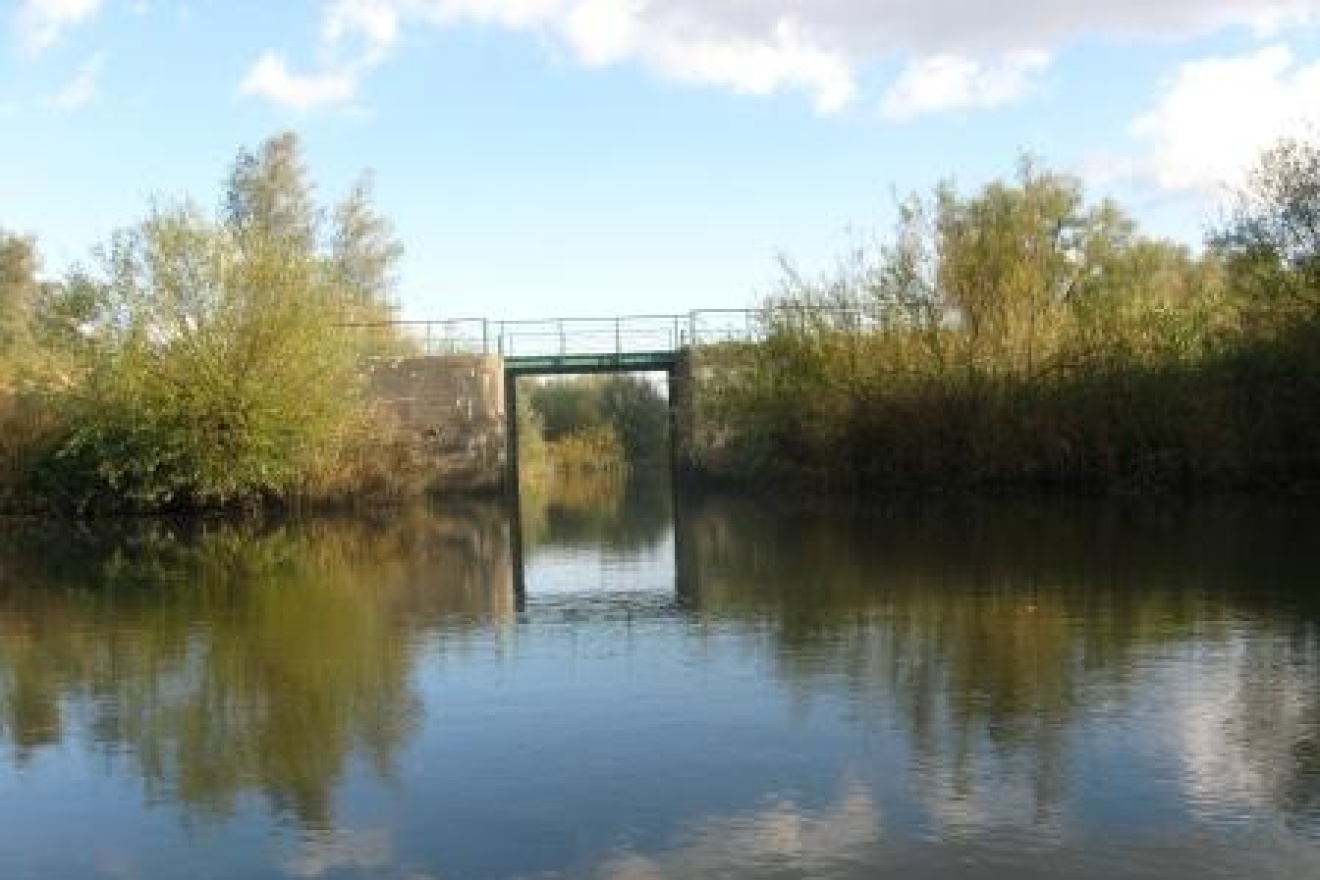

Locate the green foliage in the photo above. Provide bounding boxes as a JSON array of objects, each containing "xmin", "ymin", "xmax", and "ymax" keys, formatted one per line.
[
  {"xmin": 0, "ymin": 229, "xmax": 39, "ymax": 388},
  {"xmin": 528, "ymin": 378, "xmax": 602, "ymax": 441},
  {"xmin": 599, "ymin": 374, "xmax": 669, "ymax": 463},
  {"xmin": 545, "ymin": 425, "xmax": 626, "ymax": 475},
  {"xmin": 700, "ymin": 150, "xmax": 1320, "ymax": 494},
  {"xmin": 935, "ymin": 159, "xmax": 1093, "ymax": 375},
  {"xmin": 225, "ymin": 131, "xmax": 319, "ymax": 252},
  {"xmin": 1211, "ymin": 135, "xmax": 1320, "ymax": 321},
  {"xmin": 515, "ymin": 390, "xmax": 549, "ymax": 480},
  {"xmin": 8, "ymin": 134, "xmax": 1320, "ymax": 507},
  {"xmin": 332, "ymin": 172, "xmax": 404, "ymax": 321},
  {"xmin": 25, "ymin": 269, "xmax": 108, "ymax": 380},
  {"xmin": 526, "ymin": 374, "xmax": 669, "ymax": 466},
  {"xmin": 6, "ymin": 131, "xmax": 408, "ymax": 512}
]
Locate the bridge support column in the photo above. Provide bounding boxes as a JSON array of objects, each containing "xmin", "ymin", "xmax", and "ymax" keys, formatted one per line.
[
  {"xmin": 503, "ymin": 369, "xmax": 526, "ymax": 609},
  {"xmin": 503, "ymin": 370, "xmax": 520, "ymax": 498}
]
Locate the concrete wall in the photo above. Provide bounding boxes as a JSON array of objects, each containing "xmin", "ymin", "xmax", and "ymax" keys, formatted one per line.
[
  {"xmin": 670, "ymin": 343, "xmax": 757, "ymax": 482},
  {"xmin": 368, "ymin": 351, "xmax": 727, "ymax": 493},
  {"xmin": 367, "ymin": 355, "xmax": 507, "ymax": 492}
]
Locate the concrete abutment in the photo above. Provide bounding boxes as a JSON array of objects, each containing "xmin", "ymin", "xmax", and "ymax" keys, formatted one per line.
[{"xmin": 367, "ymin": 352, "xmax": 713, "ymax": 494}]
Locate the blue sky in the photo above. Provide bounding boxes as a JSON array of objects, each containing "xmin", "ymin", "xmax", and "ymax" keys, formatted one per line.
[{"xmin": 4, "ymin": 1, "xmax": 1320, "ymax": 319}]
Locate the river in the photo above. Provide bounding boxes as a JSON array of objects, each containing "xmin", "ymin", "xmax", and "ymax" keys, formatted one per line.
[{"xmin": 0, "ymin": 477, "xmax": 1318, "ymax": 879}]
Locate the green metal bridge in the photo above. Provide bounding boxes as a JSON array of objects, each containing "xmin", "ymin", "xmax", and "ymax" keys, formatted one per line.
[
  {"xmin": 351, "ymin": 311, "xmax": 772, "ymax": 504},
  {"xmin": 352, "ymin": 307, "xmax": 875, "ymax": 505},
  {"xmin": 353, "ymin": 306, "xmax": 891, "ymax": 373},
  {"xmin": 358, "ymin": 310, "xmax": 767, "ymax": 373}
]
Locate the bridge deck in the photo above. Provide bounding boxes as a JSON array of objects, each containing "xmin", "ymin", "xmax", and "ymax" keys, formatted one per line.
[
  {"xmin": 504, "ymin": 350, "xmax": 679, "ymax": 376},
  {"xmin": 351, "ymin": 308, "xmax": 886, "ymax": 366},
  {"xmin": 350, "ymin": 311, "xmax": 762, "ymax": 363}
]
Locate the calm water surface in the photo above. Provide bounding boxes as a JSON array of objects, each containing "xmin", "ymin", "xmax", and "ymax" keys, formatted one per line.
[{"xmin": 1, "ymin": 480, "xmax": 1319, "ymax": 879}]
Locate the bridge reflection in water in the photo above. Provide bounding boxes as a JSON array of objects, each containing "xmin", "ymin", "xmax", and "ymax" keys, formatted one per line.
[{"xmin": 510, "ymin": 467, "xmax": 696, "ymax": 613}]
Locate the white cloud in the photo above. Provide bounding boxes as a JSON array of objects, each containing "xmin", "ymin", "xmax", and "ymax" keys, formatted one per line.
[
  {"xmin": 1250, "ymin": 2, "xmax": 1318, "ymax": 36},
  {"xmin": 13, "ymin": 0, "xmax": 102, "ymax": 55},
  {"xmin": 881, "ymin": 50, "xmax": 1050, "ymax": 120},
  {"xmin": 242, "ymin": 0, "xmax": 1320, "ymax": 114},
  {"xmin": 1131, "ymin": 46, "xmax": 1320, "ymax": 194},
  {"xmin": 240, "ymin": 0, "xmax": 401, "ymax": 111},
  {"xmin": 562, "ymin": 0, "xmax": 635, "ymax": 67},
  {"xmin": 240, "ymin": 51, "xmax": 361, "ymax": 112},
  {"xmin": 50, "ymin": 51, "xmax": 102, "ymax": 110},
  {"xmin": 406, "ymin": 0, "xmax": 1317, "ymax": 56},
  {"xmin": 596, "ymin": 784, "xmax": 880, "ymax": 879},
  {"xmin": 634, "ymin": 21, "xmax": 857, "ymax": 113},
  {"xmin": 254, "ymin": 0, "xmax": 857, "ymax": 113},
  {"xmin": 283, "ymin": 828, "xmax": 393, "ymax": 878},
  {"xmin": 324, "ymin": 0, "xmax": 401, "ymax": 64}
]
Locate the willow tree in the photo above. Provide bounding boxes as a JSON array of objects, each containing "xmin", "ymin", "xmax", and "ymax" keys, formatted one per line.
[
  {"xmin": 936, "ymin": 161, "xmax": 1108, "ymax": 377},
  {"xmin": 42, "ymin": 132, "xmax": 405, "ymax": 510},
  {"xmin": 332, "ymin": 173, "xmax": 403, "ymax": 320},
  {"xmin": 1212, "ymin": 136, "xmax": 1320, "ymax": 321}
]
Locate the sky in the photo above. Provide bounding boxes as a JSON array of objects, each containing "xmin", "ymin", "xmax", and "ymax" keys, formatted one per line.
[{"xmin": 3, "ymin": 0, "xmax": 1320, "ymax": 320}]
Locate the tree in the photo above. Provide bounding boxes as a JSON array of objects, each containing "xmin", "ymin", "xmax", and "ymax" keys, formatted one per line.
[
  {"xmin": 1212, "ymin": 136, "xmax": 1320, "ymax": 317},
  {"xmin": 599, "ymin": 375, "xmax": 669, "ymax": 463},
  {"xmin": 331, "ymin": 172, "xmax": 403, "ymax": 323},
  {"xmin": 524, "ymin": 375, "xmax": 670, "ymax": 466},
  {"xmin": 224, "ymin": 131, "xmax": 319, "ymax": 254},
  {"xmin": 28, "ymin": 269, "xmax": 108, "ymax": 376},
  {"xmin": 0, "ymin": 230, "xmax": 39, "ymax": 385},
  {"xmin": 529, "ymin": 379, "xmax": 603, "ymax": 442},
  {"xmin": 224, "ymin": 132, "xmax": 405, "ymax": 353},
  {"xmin": 39, "ymin": 133, "xmax": 401, "ymax": 510},
  {"xmin": 936, "ymin": 160, "xmax": 1091, "ymax": 376}
]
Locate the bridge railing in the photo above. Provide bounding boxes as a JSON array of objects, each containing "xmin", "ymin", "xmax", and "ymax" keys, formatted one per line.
[
  {"xmin": 350, "ymin": 312, "xmax": 757, "ymax": 359},
  {"xmin": 494, "ymin": 315, "xmax": 693, "ymax": 358},
  {"xmin": 348, "ymin": 306, "xmax": 888, "ymax": 360}
]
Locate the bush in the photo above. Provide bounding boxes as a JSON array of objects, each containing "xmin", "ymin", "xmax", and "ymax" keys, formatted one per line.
[{"xmin": 4, "ymin": 132, "xmax": 408, "ymax": 512}]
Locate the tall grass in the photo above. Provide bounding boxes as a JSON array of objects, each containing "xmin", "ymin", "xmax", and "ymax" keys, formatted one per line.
[{"xmin": 695, "ymin": 157, "xmax": 1320, "ymax": 494}]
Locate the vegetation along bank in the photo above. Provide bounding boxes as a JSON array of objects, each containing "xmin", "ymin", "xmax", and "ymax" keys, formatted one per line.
[
  {"xmin": 2, "ymin": 133, "xmax": 1318, "ymax": 512},
  {"xmin": 691, "ymin": 144, "xmax": 1320, "ymax": 495}
]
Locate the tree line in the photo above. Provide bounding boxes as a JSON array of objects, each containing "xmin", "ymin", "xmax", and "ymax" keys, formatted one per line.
[{"xmin": 4, "ymin": 131, "xmax": 1319, "ymax": 511}]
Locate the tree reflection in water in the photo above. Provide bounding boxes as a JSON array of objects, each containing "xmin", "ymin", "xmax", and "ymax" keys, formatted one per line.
[
  {"xmin": 520, "ymin": 466, "xmax": 673, "ymax": 554},
  {"xmin": 0, "ymin": 493, "xmax": 1317, "ymax": 879},
  {"xmin": 679, "ymin": 497, "xmax": 1320, "ymax": 836},
  {"xmin": 0, "ymin": 504, "xmax": 514, "ymax": 829}
]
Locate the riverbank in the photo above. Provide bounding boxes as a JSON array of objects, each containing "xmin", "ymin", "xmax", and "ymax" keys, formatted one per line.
[
  {"xmin": 681, "ymin": 149, "xmax": 1320, "ymax": 498},
  {"xmin": 685, "ymin": 318, "xmax": 1320, "ymax": 497},
  {"xmin": 6, "ymin": 137, "xmax": 1320, "ymax": 513}
]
